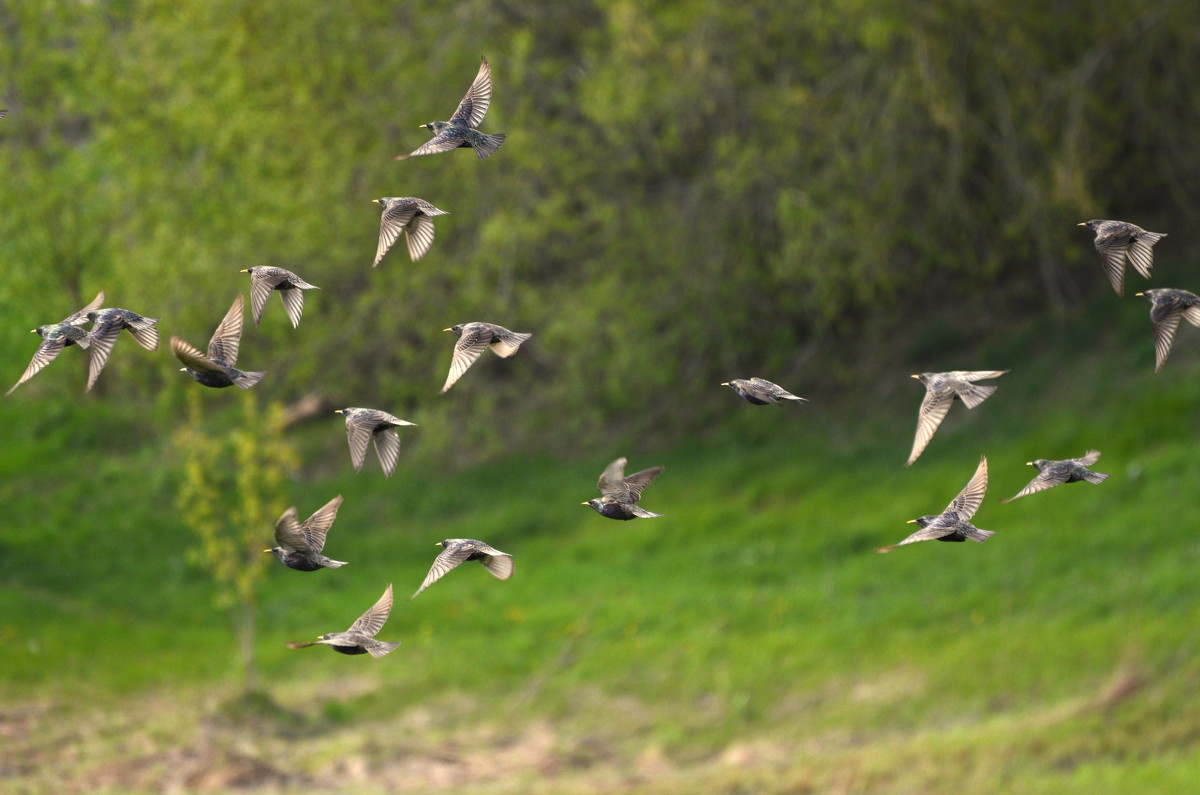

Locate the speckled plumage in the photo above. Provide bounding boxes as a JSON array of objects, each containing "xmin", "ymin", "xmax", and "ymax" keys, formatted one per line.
[
  {"xmin": 1135, "ymin": 288, "xmax": 1200, "ymax": 372},
  {"xmin": 334, "ymin": 407, "xmax": 416, "ymax": 477},
  {"xmin": 906, "ymin": 370, "xmax": 1008, "ymax": 466},
  {"xmin": 877, "ymin": 456, "xmax": 994, "ymax": 552},
  {"xmin": 395, "ymin": 57, "xmax": 505, "ymax": 160},
  {"xmin": 84, "ymin": 307, "xmax": 160, "ymax": 391},
  {"xmin": 7, "ymin": 291, "xmax": 104, "ymax": 396},
  {"xmin": 720, "ymin": 378, "xmax": 807, "ymax": 405},
  {"xmin": 266, "ymin": 495, "xmax": 347, "ymax": 571},
  {"xmin": 583, "ymin": 457, "xmax": 664, "ymax": 520},
  {"xmin": 286, "ymin": 583, "xmax": 400, "ymax": 657},
  {"xmin": 170, "ymin": 295, "xmax": 264, "ymax": 389},
  {"xmin": 442, "ymin": 322, "xmax": 532, "ymax": 393},
  {"xmin": 411, "ymin": 538, "xmax": 513, "ymax": 599},
  {"xmin": 241, "ymin": 267, "xmax": 319, "ymax": 328},
  {"xmin": 1002, "ymin": 451, "xmax": 1109, "ymax": 503},
  {"xmin": 1079, "ymin": 220, "xmax": 1166, "ymax": 296},
  {"xmin": 372, "ymin": 197, "xmax": 449, "ymax": 266}
]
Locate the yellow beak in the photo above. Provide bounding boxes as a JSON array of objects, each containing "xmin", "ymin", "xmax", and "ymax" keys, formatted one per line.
[
  {"xmin": 906, "ymin": 519, "xmax": 917, "ymax": 524},
  {"xmin": 239, "ymin": 269, "xmax": 249, "ymax": 273},
  {"xmin": 443, "ymin": 328, "xmax": 453, "ymax": 332},
  {"xmin": 1135, "ymin": 292, "xmax": 1144, "ymax": 297}
]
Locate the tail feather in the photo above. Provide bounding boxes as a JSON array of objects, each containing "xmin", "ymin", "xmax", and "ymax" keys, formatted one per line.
[
  {"xmin": 232, "ymin": 370, "xmax": 266, "ymax": 389},
  {"xmin": 966, "ymin": 527, "xmax": 995, "ymax": 543},
  {"xmin": 1082, "ymin": 471, "xmax": 1111, "ymax": 485},
  {"xmin": 322, "ymin": 558, "xmax": 349, "ymax": 569},
  {"xmin": 474, "ymin": 132, "xmax": 505, "ymax": 159},
  {"xmin": 366, "ymin": 640, "xmax": 401, "ymax": 659},
  {"xmin": 629, "ymin": 506, "xmax": 662, "ymax": 519}
]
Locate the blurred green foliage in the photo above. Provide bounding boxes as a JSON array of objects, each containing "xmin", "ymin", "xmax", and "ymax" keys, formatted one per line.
[{"xmin": 2, "ymin": 1, "xmax": 1198, "ymax": 456}]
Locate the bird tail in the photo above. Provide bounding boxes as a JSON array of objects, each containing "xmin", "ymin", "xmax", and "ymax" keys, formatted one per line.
[
  {"xmin": 473, "ymin": 133, "xmax": 506, "ymax": 159},
  {"xmin": 365, "ymin": 640, "xmax": 401, "ymax": 658},
  {"xmin": 1082, "ymin": 471, "xmax": 1111, "ymax": 485},
  {"xmin": 232, "ymin": 370, "xmax": 266, "ymax": 389},
  {"xmin": 629, "ymin": 506, "xmax": 662, "ymax": 519},
  {"xmin": 779, "ymin": 393, "xmax": 807, "ymax": 402},
  {"xmin": 956, "ymin": 383, "xmax": 998, "ymax": 409},
  {"xmin": 965, "ymin": 527, "xmax": 995, "ymax": 543},
  {"xmin": 322, "ymin": 559, "xmax": 349, "ymax": 568}
]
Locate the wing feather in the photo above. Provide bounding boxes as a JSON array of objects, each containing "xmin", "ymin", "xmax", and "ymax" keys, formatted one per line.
[{"xmin": 348, "ymin": 584, "xmax": 394, "ymax": 637}]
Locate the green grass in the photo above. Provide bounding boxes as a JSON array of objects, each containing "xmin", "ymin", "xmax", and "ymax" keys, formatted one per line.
[{"xmin": 3, "ymin": 299, "xmax": 1200, "ymax": 792}]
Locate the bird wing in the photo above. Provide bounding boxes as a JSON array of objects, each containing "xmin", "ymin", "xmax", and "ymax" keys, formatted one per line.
[
  {"xmin": 944, "ymin": 456, "xmax": 988, "ymax": 521},
  {"xmin": 7, "ymin": 337, "xmax": 66, "ymax": 395},
  {"xmin": 442, "ymin": 327, "xmax": 491, "ymax": 392},
  {"xmin": 1093, "ymin": 225, "xmax": 1132, "ymax": 295},
  {"xmin": 412, "ymin": 543, "xmax": 475, "ymax": 598},
  {"xmin": 1072, "ymin": 449, "xmax": 1101, "ymax": 467},
  {"xmin": 61, "ymin": 291, "xmax": 106, "ymax": 325},
  {"xmin": 949, "ymin": 370, "xmax": 1009, "ymax": 383},
  {"xmin": 125, "ymin": 318, "xmax": 160, "ymax": 351},
  {"xmin": 906, "ymin": 388, "xmax": 953, "ymax": 465},
  {"xmin": 348, "ymin": 584, "xmax": 394, "ymax": 637},
  {"xmin": 876, "ymin": 520, "xmax": 958, "ymax": 553},
  {"xmin": 1150, "ymin": 305, "xmax": 1182, "ymax": 372},
  {"xmin": 489, "ymin": 329, "xmax": 531, "ymax": 358},
  {"xmin": 480, "ymin": 552, "xmax": 514, "ymax": 580},
  {"xmin": 85, "ymin": 322, "xmax": 124, "ymax": 391},
  {"xmin": 170, "ymin": 336, "xmax": 225, "ymax": 374},
  {"xmin": 248, "ymin": 271, "xmax": 281, "ymax": 327},
  {"xmin": 373, "ymin": 427, "xmax": 400, "ymax": 477},
  {"xmin": 405, "ymin": 213, "xmax": 437, "ymax": 262},
  {"xmin": 597, "ymin": 457, "xmax": 630, "ymax": 500},
  {"xmin": 451, "ymin": 57, "xmax": 493, "ymax": 128},
  {"xmin": 1001, "ymin": 470, "xmax": 1064, "ymax": 503},
  {"xmin": 343, "ymin": 415, "xmax": 376, "ymax": 472},
  {"xmin": 375, "ymin": 203, "xmax": 416, "ymax": 267},
  {"xmin": 273, "ymin": 506, "xmax": 311, "ymax": 554},
  {"xmin": 1126, "ymin": 232, "xmax": 1163, "ymax": 279},
  {"xmin": 207, "ymin": 295, "xmax": 245, "ymax": 366},
  {"xmin": 279, "ymin": 288, "xmax": 306, "ymax": 329},
  {"xmin": 623, "ymin": 466, "xmax": 664, "ymax": 503},
  {"xmin": 300, "ymin": 494, "xmax": 343, "ymax": 553},
  {"xmin": 398, "ymin": 132, "xmax": 465, "ymax": 160},
  {"xmin": 951, "ymin": 381, "xmax": 998, "ymax": 410}
]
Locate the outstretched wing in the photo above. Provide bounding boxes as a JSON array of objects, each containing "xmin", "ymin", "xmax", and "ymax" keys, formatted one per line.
[
  {"xmin": 1001, "ymin": 470, "xmax": 1063, "ymax": 503},
  {"xmin": 207, "ymin": 295, "xmax": 245, "ymax": 366},
  {"xmin": 450, "ymin": 57, "xmax": 493, "ymax": 128},
  {"xmin": 279, "ymin": 288, "xmax": 306, "ymax": 329},
  {"xmin": 442, "ymin": 327, "xmax": 491, "ymax": 392},
  {"xmin": 906, "ymin": 388, "xmax": 953, "ymax": 466},
  {"xmin": 248, "ymin": 271, "xmax": 283, "ymax": 327},
  {"xmin": 876, "ymin": 520, "xmax": 958, "ymax": 553},
  {"xmin": 373, "ymin": 428, "xmax": 400, "ymax": 478},
  {"xmin": 405, "ymin": 214, "xmax": 437, "ymax": 262},
  {"xmin": 86, "ymin": 322, "xmax": 124, "ymax": 391},
  {"xmin": 375, "ymin": 202, "xmax": 417, "ymax": 266},
  {"xmin": 411, "ymin": 544, "xmax": 474, "ymax": 599},
  {"xmin": 623, "ymin": 466, "xmax": 664, "ymax": 503},
  {"xmin": 300, "ymin": 494, "xmax": 343, "ymax": 553},
  {"xmin": 61, "ymin": 291, "xmax": 106, "ymax": 326},
  {"xmin": 344, "ymin": 414, "xmax": 374, "ymax": 472},
  {"xmin": 944, "ymin": 456, "xmax": 988, "ymax": 521},
  {"xmin": 7, "ymin": 338, "xmax": 66, "ymax": 395},
  {"xmin": 273, "ymin": 506, "xmax": 311, "ymax": 554},
  {"xmin": 597, "ymin": 457, "xmax": 630, "ymax": 500},
  {"xmin": 397, "ymin": 132, "xmax": 464, "ymax": 160},
  {"xmin": 1150, "ymin": 305, "xmax": 1182, "ymax": 372},
  {"xmin": 348, "ymin": 584, "xmax": 394, "ymax": 637},
  {"xmin": 170, "ymin": 336, "xmax": 224, "ymax": 374}
]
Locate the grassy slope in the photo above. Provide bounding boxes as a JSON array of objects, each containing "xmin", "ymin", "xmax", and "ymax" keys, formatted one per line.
[{"xmin": 2, "ymin": 296, "xmax": 1200, "ymax": 792}]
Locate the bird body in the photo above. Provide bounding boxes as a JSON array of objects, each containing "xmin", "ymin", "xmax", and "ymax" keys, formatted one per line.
[
  {"xmin": 1003, "ymin": 451, "xmax": 1109, "ymax": 503},
  {"xmin": 84, "ymin": 307, "xmax": 160, "ymax": 391},
  {"xmin": 373, "ymin": 197, "xmax": 448, "ymax": 265},
  {"xmin": 878, "ymin": 456, "xmax": 994, "ymax": 552},
  {"xmin": 1136, "ymin": 288, "xmax": 1200, "ymax": 372},
  {"xmin": 396, "ymin": 57, "xmax": 505, "ymax": 160},
  {"xmin": 720, "ymin": 378, "xmax": 807, "ymax": 405},
  {"xmin": 240, "ymin": 267, "xmax": 319, "ymax": 328},
  {"xmin": 906, "ymin": 370, "xmax": 1008, "ymax": 465},
  {"xmin": 411, "ymin": 538, "xmax": 513, "ymax": 599},
  {"xmin": 266, "ymin": 495, "xmax": 347, "ymax": 571},
  {"xmin": 170, "ymin": 295, "xmax": 264, "ymax": 389},
  {"xmin": 1079, "ymin": 219, "xmax": 1166, "ymax": 296},
  {"xmin": 583, "ymin": 457, "xmax": 664, "ymax": 520},
  {"xmin": 335, "ymin": 407, "xmax": 416, "ymax": 477},
  {"xmin": 442, "ymin": 322, "xmax": 532, "ymax": 392},
  {"xmin": 287, "ymin": 584, "xmax": 400, "ymax": 658},
  {"xmin": 7, "ymin": 291, "xmax": 104, "ymax": 396}
]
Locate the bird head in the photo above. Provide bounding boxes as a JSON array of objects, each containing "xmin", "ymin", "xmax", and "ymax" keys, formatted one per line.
[
  {"xmin": 582, "ymin": 499, "xmax": 602, "ymax": 511},
  {"xmin": 911, "ymin": 373, "xmax": 930, "ymax": 385},
  {"xmin": 907, "ymin": 515, "xmax": 938, "ymax": 528},
  {"xmin": 444, "ymin": 325, "xmax": 464, "ymax": 336},
  {"xmin": 240, "ymin": 268, "xmax": 254, "ymax": 275},
  {"xmin": 423, "ymin": 121, "xmax": 450, "ymax": 132},
  {"xmin": 1134, "ymin": 290, "xmax": 1157, "ymax": 302},
  {"xmin": 435, "ymin": 541, "xmax": 446, "ymax": 548},
  {"xmin": 264, "ymin": 547, "xmax": 284, "ymax": 561},
  {"xmin": 1028, "ymin": 459, "xmax": 1049, "ymax": 471},
  {"xmin": 373, "ymin": 197, "xmax": 389, "ymax": 207},
  {"xmin": 1078, "ymin": 220, "xmax": 1102, "ymax": 231}
]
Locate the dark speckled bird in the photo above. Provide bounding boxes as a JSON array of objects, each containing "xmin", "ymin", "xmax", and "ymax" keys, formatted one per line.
[
  {"xmin": 372, "ymin": 197, "xmax": 448, "ymax": 266},
  {"xmin": 170, "ymin": 295, "xmax": 264, "ymax": 389},
  {"xmin": 287, "ymin": 583, "xmax": 400, "ymax": 657},
  {"xmin": 906, "ymin": 370, "xmax": 1008, "ymax": 466},
  {"xmin": 395, "ymin": 56, "xmax": 505, "ymax": 160},
  {"xmin": 878, "ymin": 456, "xmax": 994, "ymax": 552},
  {"xmin": 441, "ymin": 322, "xmax": 532, "ymax": 393},
  {"xmin": 1079, "ymin": 219, "xmax": 1166, "ymax": 296},
  {"xmin": 1135, "ymin": 288, "xmax": 1200, "ymax": 372},
  {"xmin": 0, "ymin": 110, "xmax": 7, "ymax": 119},
  {"xmin": 1002, "ymin": 451, "xmax": 1109, "ymax": 503},
  {"xmin": 334, "ymin": 407, "xmax": 416, "ymax": 477},
  {"xmin": 583, "ymin": 457, "xmax": 664, "ymax": 520},
  {"xmin": 84, "ymin": 307, "xmax": 160, "ymax": 391},
  {"xmin": 411, "ymin": 538, "xmax": 513, "ymax": 599},
  {"xmin": 720, "ymin": 378, "xmax": 807, "ymax": 405},
  {"xmin": 240, "ymin": 267, "xmax": 319, "ymax": 328},
  {"xmin": 7, "ymin": 291, "xmax": 104, "ymax": 396},
  {"xmin": 265, "ymin": 495, "xmax": 347, "ymax": 571}
]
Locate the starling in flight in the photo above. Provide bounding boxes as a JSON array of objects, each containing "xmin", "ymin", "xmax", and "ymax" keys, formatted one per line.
[
  {"xmin": 170, "ymin": 294, "xmax": 264, "ymax": 389},
  {"xmin": 906, "ymin": 370, "xmax": 1008, "ymax": 466},
  {"xmin": 241, "ymin": 267, "xmax": 319, "ymax": 328},
  {"xmin": 1135, "ymin": 288, "xmax": 1200, "ymax": 372},
  {"xmin": 287, "ymin": 583, "xmax": 400, "ymax": 657},
  {"xmin": 395, "ymin": 56, "xmax": 506, "ymax": 160},
  {"xmin": 1079, "ymin": 219, "xmax": 1166, "ymax": 296},
  {"xmin": 84, "ymin": 307, "xmax": 160, "ymax": 391},
  {"xmin": 720, "ymin": 378, "xmax": 807, "ymax": 405},
  {"xmin": 877, "ymin": 456, "xmax": 994, "ymax": 552},
  {"xmin": 1002, "ymin": 450, "xmax": 1109, "ymax": 503},
  {"xmin": 372, "ymin": 197, "xmax": 449, "ymax": 265},
  {"xmin": 411, "ymin": 538, "xmax": 514, "ymax": 599},
  {"xmin": 7, "ymin": 291, "xmax": 104, "ymax": 396},
  {"xmin": 441, "ymin": 322, "xmax": 532, "ymax": 393},
  {"xmin": 583, "ymin": 457, "xmax": 664, "ymax": 520},
  {"xmin": 334, "ymin": 407, "xmax": 416, "ymax": 477},
  {"xmin": 266, "ymin": 494, "xmax": 347, "ymax": 571},
  {"xmin": 0, "ymin": 110, "xmax": 6, "ymax": 119}
]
